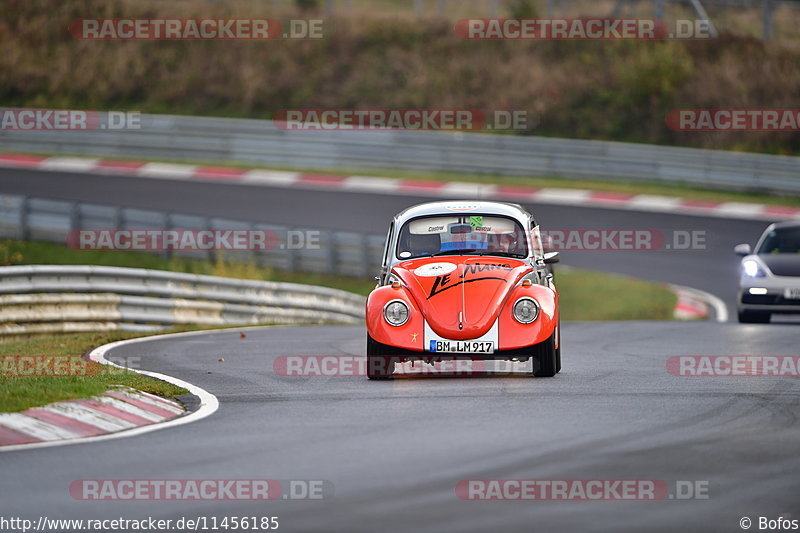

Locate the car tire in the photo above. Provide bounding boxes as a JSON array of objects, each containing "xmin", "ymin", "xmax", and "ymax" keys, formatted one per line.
[
  {"xmin": 531, "ymin": 332, "xmax": 558, "ymax": 378},
  {"xmin": 555, "ymin": 320, "xmax": 562, "ymax": 374},
  {"xmin": 366, "ymin": 334, "xmax": 397, "ymax": 379},
  {"xmin": 737, "ymin": 310, "xmax": 771, "ymax": 323}
]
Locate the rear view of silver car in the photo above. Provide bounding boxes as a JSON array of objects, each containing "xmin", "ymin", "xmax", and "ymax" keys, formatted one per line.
[{"xmin": 735, "ymin": 221, "xmax": 800, "ymax": 323}]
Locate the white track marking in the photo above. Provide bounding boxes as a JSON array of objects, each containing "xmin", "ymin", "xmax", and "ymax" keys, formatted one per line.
[
  {"xmin": 532, "ymin": 188, "xmax": 593, "ymax": 203},
  {"xmin": 0, "ymin": 327, "xmax": 224, "ymax": 452},
  {"xmin": 670, "ymin": 284, "xmax": 729, "ymax": 323},
  {"xmin": 39, "ymin": 157, "xmax": 100, "ymax": 172},
  {"xmin": 138, "ymin": 163, "xmax": 197, "ymax": 179},
  {"xmin": 92, "ymin": 396, "xmax": 165, "ymax": 422},
  {"xmin": 0, "ymin": 413, "xmax": 81, "ymax": 441},
  {"xmin": 242, "ymin": 169, "xmax": 300, "ymax": 186}
]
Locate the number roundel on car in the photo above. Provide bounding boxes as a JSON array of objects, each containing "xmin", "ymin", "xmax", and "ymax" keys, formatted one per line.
[{"xmin": 414, "ymin": 262, "xmax": 457, "ymax": 277}]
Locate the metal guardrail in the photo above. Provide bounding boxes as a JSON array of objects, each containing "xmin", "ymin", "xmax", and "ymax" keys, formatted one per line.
[
  {"xmin": 1, "ymin": 113, "xmax": 798, "ymax": 194},
  {"xmin": 0, "ymin": 265, "xmax": 366, "ymax": 336},
  {"xmin": 0, "ymin": 193, "xmax": 386, "ymax": 278}
]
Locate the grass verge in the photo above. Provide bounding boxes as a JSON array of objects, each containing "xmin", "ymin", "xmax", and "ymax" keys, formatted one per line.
[{"xmin": 0, "ymin": 329, "xmax": 193, "ymax": 413}]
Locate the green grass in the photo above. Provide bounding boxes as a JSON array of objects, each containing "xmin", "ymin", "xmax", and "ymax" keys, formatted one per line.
[
  {"xmin": 0, "ymin": 329, "xmax": 191, "ymax": 413},
  {"xmin": 556, "ymin": 268, "xmax": 677, "ymax": 321}
]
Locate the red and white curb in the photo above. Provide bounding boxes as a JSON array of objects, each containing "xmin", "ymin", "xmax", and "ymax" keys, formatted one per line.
[
  {"xmin": 670, "ymin": 284, "xmax": 728, "ymax": 322},
  {"xmin": 2, "ymin": 153, "xmax": 799, "ymax": 222},
  {"xmin": 0, "ymin": 328, "xmax": 221, "ymax": 452},
  {"xmin": 0, "ymin": 387, "xmax": 185, "ymax": 448}
]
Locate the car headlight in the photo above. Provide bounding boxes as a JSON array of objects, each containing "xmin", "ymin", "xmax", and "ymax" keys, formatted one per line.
[
  {"xmin": 743, "ymin": 260, "xmax": 765, "ymax": 278},
  {"xmin": 383, "ymin": 300, "xmax": 409, "ymax": 326},
  {"xmin": 513, "ymin": 297, "xmax": 539, "ymax": 324}
]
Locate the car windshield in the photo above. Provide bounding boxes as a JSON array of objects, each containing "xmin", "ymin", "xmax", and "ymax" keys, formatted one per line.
[
  {"xmin": 396, "ymin": 215, "xmax": 528, "ymax": 259},
  {"xmin": 757, "ymin": 227, "xmax": 800, "ymax": 254}
]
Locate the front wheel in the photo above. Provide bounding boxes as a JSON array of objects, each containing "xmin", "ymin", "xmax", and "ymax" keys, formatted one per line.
[
  {"xmin": 530, "ymin": 332, "xmax": 558, "ymax": 378},
  {"xmin": 366, "ymin": 334, "xmax": 397, "ymax": 379}
]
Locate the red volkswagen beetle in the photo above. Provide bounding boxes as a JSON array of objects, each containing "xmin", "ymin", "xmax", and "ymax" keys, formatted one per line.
[{"xmin": 366, "ymin": 201, "xmax": 561, "ymax": 379}]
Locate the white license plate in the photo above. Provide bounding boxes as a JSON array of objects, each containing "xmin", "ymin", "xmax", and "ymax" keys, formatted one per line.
[
  {"xmin": 784, "ymin": 288, "xmax": 800, "ymax": 300},
  {"xmin": 429, "ymin": 340, "xmax": 494, "ymax": 353}
]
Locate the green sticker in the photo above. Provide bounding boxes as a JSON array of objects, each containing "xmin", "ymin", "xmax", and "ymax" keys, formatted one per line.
[{"xmin": 469, "ymin": 216, "xmax": 483, "ymax": 228}]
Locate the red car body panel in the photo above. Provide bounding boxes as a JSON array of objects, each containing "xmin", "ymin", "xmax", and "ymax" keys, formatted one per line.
[{"xmin": 366, "ymin": 256, "xmax": 558, "ymax": 353}]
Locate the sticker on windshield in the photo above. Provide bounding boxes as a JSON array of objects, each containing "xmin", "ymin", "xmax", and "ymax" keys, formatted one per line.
[
  {"xmin": 414, "ymin": 262, "xmax": 457, "ymax": 277},
  {"xmin": 444, "ymin": 204, "xmax": 480, "ymax": 212},
  {"xmin": 469, "ymin": 216, "xmax": 483, "ymax": 228}
]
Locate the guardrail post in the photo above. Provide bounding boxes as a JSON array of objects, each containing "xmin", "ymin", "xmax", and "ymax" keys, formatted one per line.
[
  {"xmin": 165, "ymin": 212, "xmax": 174, "ymax": 261},
  {"xmin": 205, "ymin": 217, "xmax": 215, "ymax": 264},
  {"xmin": 654, "ymin": 0, "xmax": 665, "ymax": 20},
  {"xmin": 762, "ymin": 0, "xmax": 773, "ymax": 40},
  {"xmin": 16, "ymin": 196, "xmax": 28, "ymax": 241},
  {"xmin": 326, "ymin": 230, "xmax": 338, "ymax": 275},
  {"xmin": 361, "ymin": 234, "xmax": 371, "ymax": 278}
]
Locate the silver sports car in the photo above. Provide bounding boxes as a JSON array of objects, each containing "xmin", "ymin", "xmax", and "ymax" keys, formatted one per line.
[{"xmin": 735, "ymin": 221, "xmax": 800, "ymax": 323}]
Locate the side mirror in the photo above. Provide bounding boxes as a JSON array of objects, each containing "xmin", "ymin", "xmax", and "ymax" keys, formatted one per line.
[
  {"xmin": 734, "ymin": 243, "xmax": 752, "ymax": 256},
  {"xmin": 543, "ymin": 251, "xmax": 560, "ymax": 264}
]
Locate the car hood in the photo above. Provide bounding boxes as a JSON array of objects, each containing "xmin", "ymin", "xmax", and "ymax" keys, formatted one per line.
[
  {"xmin": 393, "ymin": 256, "xmax": 532, "ymax": 339},
  {"xmin": 758, "ymin": 254, "xmax": 800, "ymax": 277}
]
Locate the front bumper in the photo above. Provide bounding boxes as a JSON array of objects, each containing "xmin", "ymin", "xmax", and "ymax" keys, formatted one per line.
[{"xmin": 738, "ymin": 275, "xmax": 800, "ymax": 313}]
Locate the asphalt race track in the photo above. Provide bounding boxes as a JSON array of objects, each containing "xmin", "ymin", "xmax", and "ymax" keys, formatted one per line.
[
  {"xmin": 1, "ymin": 323, "xmax": 799, "ymax": 532},
  {"xmin": 1, "ymin": 167, "xmax": 799, "ymax": 532},
  {"xmin": 0, "ymin": 167, "xmax": 777, "ymax": 317}
]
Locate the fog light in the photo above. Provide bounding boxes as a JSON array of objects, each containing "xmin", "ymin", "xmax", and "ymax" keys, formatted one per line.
[{"xmin": 748, "ymin": 287, "xmax": 768, "ymax": 295}]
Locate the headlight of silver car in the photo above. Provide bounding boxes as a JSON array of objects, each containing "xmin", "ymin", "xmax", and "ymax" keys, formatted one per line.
[
  {"xmin": 513, "ymin": 297, "xmax": 539, "ymax": 324},
  {"xmin": 742, "ymin": 259, "xmax": 766, "ymax": 278},
  {"xmin": 384, "ymin": 300, "xmax": 409, "ymax": 326}
]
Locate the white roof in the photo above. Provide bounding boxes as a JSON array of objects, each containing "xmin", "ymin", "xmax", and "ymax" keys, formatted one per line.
[{"xmin": 393, "ymin": 201, "xmax": 532, "ymax": 226}]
